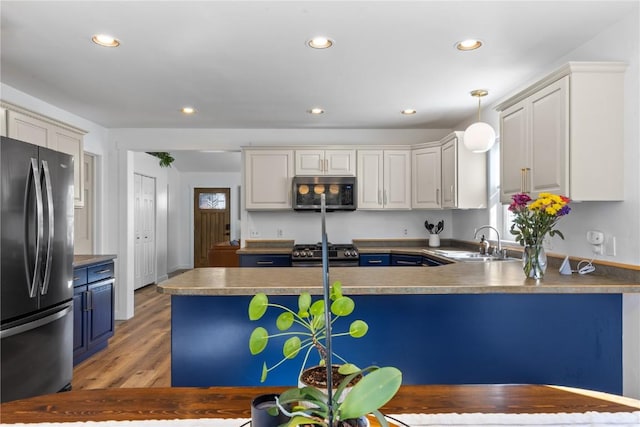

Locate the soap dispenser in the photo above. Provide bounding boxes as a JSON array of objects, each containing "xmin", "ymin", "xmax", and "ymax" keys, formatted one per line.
[{"xmin": 479, "ymin": 235, "xmax": 489, "ymax": 255}]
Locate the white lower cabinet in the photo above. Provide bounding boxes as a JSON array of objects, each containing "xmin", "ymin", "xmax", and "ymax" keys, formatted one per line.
[
  {"xmin": 4, "ymin": 105, "xmax": 86, "ymax": 207},
  {"xmin": 357, "ymin": 149, "xmax": 410, "ymax": 210},
  {"xmin": 244, "ymin": 149, "xmax": 294, "ymax": 210},
  {"xmin": 497, "ymin": 62, "xmax": 626, "ymax": 202}
]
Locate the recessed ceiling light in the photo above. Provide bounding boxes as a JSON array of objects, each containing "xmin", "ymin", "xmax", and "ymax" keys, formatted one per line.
[
  {"xmin": 181, "ymin": 107, "xmax": 196, "ymax": 114},
  {"xmin": 401, "ymin": 109, "xmax": 417, "ymax": 115},
  {"xmin": 456, "ymin": 39, "xmax": 483, "ymax": 51},
  {"xmin": 91, "ymin": 34, "xmax": 120, "ymax": 47},
  {"xmin": 307, "ymin": 37, "xmax": 333, "ymax": 49},
  {"xmin": 308, "ymin": 107, "xmax": 325, "ymax": 115}
]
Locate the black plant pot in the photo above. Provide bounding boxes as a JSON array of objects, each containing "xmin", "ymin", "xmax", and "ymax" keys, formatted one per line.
[{"xmin": 251, "ymin": 393, "xmax": 290, "ymax": 427}]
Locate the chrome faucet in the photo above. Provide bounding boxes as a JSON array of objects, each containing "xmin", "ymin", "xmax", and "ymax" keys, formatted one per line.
[{"xmin": 473, "ymin": 225, "xmax": 506, "ymax": 258}]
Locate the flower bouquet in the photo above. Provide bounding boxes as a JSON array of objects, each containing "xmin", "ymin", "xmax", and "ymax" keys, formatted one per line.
[{"xmin": 508, "ymin": 192, "xmax": 571, "ymax": 279}]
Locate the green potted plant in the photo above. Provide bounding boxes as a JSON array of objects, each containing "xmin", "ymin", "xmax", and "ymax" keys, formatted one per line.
[
  {"xmin": 248, "ymin": 281, "xmax": 402, "ymax": 427},
  {"xmin": 275, "ymin": 365, "xmax": 401, "ymax": 427},
  {"xmin": 248, "ymin": 281, "xmax": 369, "ymax": 384}
]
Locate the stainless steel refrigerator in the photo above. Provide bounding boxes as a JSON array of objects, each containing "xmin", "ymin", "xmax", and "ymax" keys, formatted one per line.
[{"xmin": 1, "ymin": 136, "xmax": 74, "ymax": 403}]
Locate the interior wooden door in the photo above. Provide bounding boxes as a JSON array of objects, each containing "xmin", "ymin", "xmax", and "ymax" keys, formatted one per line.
[{"xmin": 194, "ymin": 188, "xmax": 231, "ymax": 268}]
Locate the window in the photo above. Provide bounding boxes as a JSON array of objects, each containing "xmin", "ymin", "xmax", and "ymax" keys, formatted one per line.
[{"xmin": 199, "ymin": 193, "xmax": 226, "ymax": 210}]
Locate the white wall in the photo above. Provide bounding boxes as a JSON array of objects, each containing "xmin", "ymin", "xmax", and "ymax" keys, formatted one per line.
[
  {"xmin": 168, "ymin": 171, "xmax": 242, "ymax": 271},
  {"xmin": 246, "ymin": 209, "xmax": 453, "ymax": 244}
]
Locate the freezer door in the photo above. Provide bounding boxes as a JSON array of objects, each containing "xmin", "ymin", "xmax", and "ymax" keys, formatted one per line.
[
  {"xmin": 0, "ymin": 302, "xmax": 73, "ymax": 402},
  {"xmin": 1, "ymin": 137, "xmax": 40, "ymax": 322},
  {"xmin": 37, "ymin": 146, "xmax": 74, "ymax": 309}
]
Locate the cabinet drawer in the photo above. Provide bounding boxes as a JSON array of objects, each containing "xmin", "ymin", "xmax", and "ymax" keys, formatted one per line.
[
  {"xmin": 391, "ymin": 254, "xmax": 423, "ymax": 266},
  {"xmin": 73, "ymin": 268, "xmax": 88, "ymax": 287},
  {"xmin": 359, "ymin": 254, "xmax": 390, "ymax": 266},
  {"xmin": 239, "ymin": 254, "xmax": 291, "ymax": 267},
  {"xmin": 87, "ymin": 262, "xmax": 115, "ymax": 283}
]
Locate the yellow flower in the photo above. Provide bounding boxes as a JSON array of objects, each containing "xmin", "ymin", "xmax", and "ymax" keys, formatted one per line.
[{"xmin": 545, "ymin": 206, "xmax": 558, "ymax": 215}]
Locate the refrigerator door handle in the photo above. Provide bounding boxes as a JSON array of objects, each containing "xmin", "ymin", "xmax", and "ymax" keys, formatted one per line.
[
  {"xmin": 0, "ymin": 303, "xmax": 72, "ymax": 339},
  {"xmin": 40, "ymin": 160, "xmax": 55, "ymax": 295},
  {"xmin": 24, "ymin": 158, "xmax": 44, "ymax": 299}
]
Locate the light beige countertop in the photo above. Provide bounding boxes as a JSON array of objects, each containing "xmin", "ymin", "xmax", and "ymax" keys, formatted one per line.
[
  {"xmin": 73, "ymin": 254, "xmax": 117, "ymax": 268},
  {"xmin": 158, "ymin": 261, "xmax": 640, "ymax": 296}
]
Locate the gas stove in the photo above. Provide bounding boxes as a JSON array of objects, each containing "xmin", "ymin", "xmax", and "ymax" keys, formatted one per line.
[{"xmin": 291, "ymin": 242, "xmax": 359, "ymax": 267}]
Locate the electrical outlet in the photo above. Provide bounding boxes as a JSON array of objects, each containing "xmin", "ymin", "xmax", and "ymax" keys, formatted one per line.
[
  {"xmin": 276, "ymin": 228, "xmax": 283, "ymax": 238},
  {"xmin": 250, "ymin": 230, "xmax": 260, "ymax": 238},
  {"xmin": 542, "ymin": 235, "xmax": 553, "ymax": 250},
  {"xmin": 586, "ymin": 230, "xmax": 604, "ymax": 255},
  {"xmin": 403, "ymin": 228, "xmax": 408, "ymax": 236}
]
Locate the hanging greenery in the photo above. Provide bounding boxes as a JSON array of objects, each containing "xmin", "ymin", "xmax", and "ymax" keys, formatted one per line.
[{"xmin": 147, "ymin": 152, "xmax": 175, "ymax": 168}]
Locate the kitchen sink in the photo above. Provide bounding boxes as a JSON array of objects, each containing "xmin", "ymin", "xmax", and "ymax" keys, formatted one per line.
[{"xmin": 432, "ymin": 250, "xmax": 519, "ymax": 262}]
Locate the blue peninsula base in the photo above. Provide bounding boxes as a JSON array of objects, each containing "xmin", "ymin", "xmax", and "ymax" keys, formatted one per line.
[{"xmin": 170, "ymin": 293, "xmax": 622, "ymax": 394}]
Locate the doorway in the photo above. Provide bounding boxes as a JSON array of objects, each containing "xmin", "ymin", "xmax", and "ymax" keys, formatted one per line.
[
  {"xmin": 193, "ymin": 188, "xmax": 231, "ymax": 268},
  {"xmin": 134, "ymin": 173, "xmax": 156, "ymax": 289}
]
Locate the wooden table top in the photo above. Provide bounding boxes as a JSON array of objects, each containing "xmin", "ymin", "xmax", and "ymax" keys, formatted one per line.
[{"xmin": 1, "ymin": 384, "xmax": 638, "ymax": 423}]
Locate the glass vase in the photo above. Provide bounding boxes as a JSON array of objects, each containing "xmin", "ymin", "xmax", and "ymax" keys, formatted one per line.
[{"xmin": 523, "ymin": 244, "xmax": 547, "ymax": 279}]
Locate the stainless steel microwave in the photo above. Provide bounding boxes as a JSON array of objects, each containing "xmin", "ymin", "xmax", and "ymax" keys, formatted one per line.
[{"xmin": 292, "ymin": 176, "xmax": 357, "ymax": 211}]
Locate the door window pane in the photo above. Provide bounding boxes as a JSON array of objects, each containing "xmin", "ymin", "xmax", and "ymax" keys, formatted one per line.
[{"xmin": 199, "ymin": 193, "xmax": 226, "ymax": 210}]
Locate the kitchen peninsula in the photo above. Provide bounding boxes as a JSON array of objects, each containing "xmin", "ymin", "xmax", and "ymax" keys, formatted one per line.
[{"xmin": 158, "ymin": 261, "xmax": 640, "ymax": 395}]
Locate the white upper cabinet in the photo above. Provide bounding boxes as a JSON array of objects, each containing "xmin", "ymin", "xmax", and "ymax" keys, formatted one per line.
[
  {"xmin": 5, "ymin": 105, "xmax": 86, "ymax": 207},
  {"xmin": 244, "ymin": 149, "xmax": 294, "ymax": 210},
  {"xmin": 411, "ymin": 145, "xmax": 441, "ymax": 209},
  {"xmin": 0, "ymin": 107, "xmax": 7, "ymax": 137},
  {"xmin": 411, "ymin": 132, "xmax": 487, "ymax": 210},
  {"xmin": 442, "ymin": 132, "xmax": 487, "ymax": 209},
  {"xmin": 357, "ymin": 149, "xmax": 411, "ymax": 210},
  {"xmin": 295, "ymin": 149, "xmax": 356, "ymax": 175},
  {"xmin": 497, "ymin": 62, "xmax": 626, "ymax": 202}
]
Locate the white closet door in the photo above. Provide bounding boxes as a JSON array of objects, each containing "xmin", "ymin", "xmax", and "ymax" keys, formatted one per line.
[{"xmin": 134, "ymin": 173, "xmax": 156, "ymax": 289}]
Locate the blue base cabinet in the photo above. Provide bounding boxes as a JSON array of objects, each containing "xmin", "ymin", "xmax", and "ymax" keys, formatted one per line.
[
  {"xmin": 73, "ymin": 261, "xmax": 115, "ymax": 365},
  {"xmin": 170, "ymin": 293, "xmax": 622, "ymax": 394}
]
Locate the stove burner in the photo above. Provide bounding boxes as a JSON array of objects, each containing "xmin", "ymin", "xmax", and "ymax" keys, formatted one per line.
[{"xmin": 291, "ymin": 242, "xmax": 359, "ymax": 266}]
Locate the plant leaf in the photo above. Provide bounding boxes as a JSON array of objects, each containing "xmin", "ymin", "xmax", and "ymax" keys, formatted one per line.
[
  {"xmin": 310, "ymin": 300, "xmax": 325, "ymax": 316},
  {"xmin": 286, "ymin": 415, "xmax": 326, "ymax": 427},
  {"xmin": 330, "ymin": 281, "xmax": 343, "ymax": 300},
  {"xmin": 249, "ymin": 327, "xmax": 268, "ymax": 355},
  {"xmin": 260, "ymin": 362, "xmax": 268, "ymax": 382},
  {"xmin": 283, "ymin": 336, "xmax": 301, "ymax": 359},
  {"xmin": 338, "ymin": 363, "xmax": 360, "ymax": 375},
  {"xmin": 331, "ymin": 296, "xmax": 354, "ymax": 316},
  {"xmin": 299, "ymin": 293, "xmax": 312, "ymax": 312},
  {"xmin": 339, "ymin": 367, "xmax": 402, "ymax": 420},
  {"xmin": 349, "ymin": 320, "xmax": 368, "ymax": 338},
  {"xmin": 277, "ymin": 312, "xmax": 294, "ymax": 330},
  {"xmin": 249, "ymin": 293, "xmax": 269, "ymax": 320}
]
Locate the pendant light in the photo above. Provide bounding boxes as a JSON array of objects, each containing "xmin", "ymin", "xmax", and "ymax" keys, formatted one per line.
[{"xmin": 464, "ymin": 89, "xmax": 496, "ymax": 153}]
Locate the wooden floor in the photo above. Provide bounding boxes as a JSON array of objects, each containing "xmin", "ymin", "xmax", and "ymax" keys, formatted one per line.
[{"xmin": 72, "ymin": 281, "xmax": 174, "ymax": 389}]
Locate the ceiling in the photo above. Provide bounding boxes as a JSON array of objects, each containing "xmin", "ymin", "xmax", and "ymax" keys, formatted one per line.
[{"xmin": 1, "ymin": 1, "xmax": 636, "ymax": 134}]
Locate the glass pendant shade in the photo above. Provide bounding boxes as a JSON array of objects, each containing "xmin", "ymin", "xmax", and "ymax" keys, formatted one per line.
[{"xmin": 464, "ymin": 121, "xmax": 496, "ymax": 153}]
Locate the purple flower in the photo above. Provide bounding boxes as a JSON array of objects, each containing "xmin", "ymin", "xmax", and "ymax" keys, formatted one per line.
[
  {"xmin": 508, "ymin": 193, "xmax": 532, "ymax": 212},
  {"xmin": 557, "ymin": 205, "xmax": 571, "ymax": 216}
]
